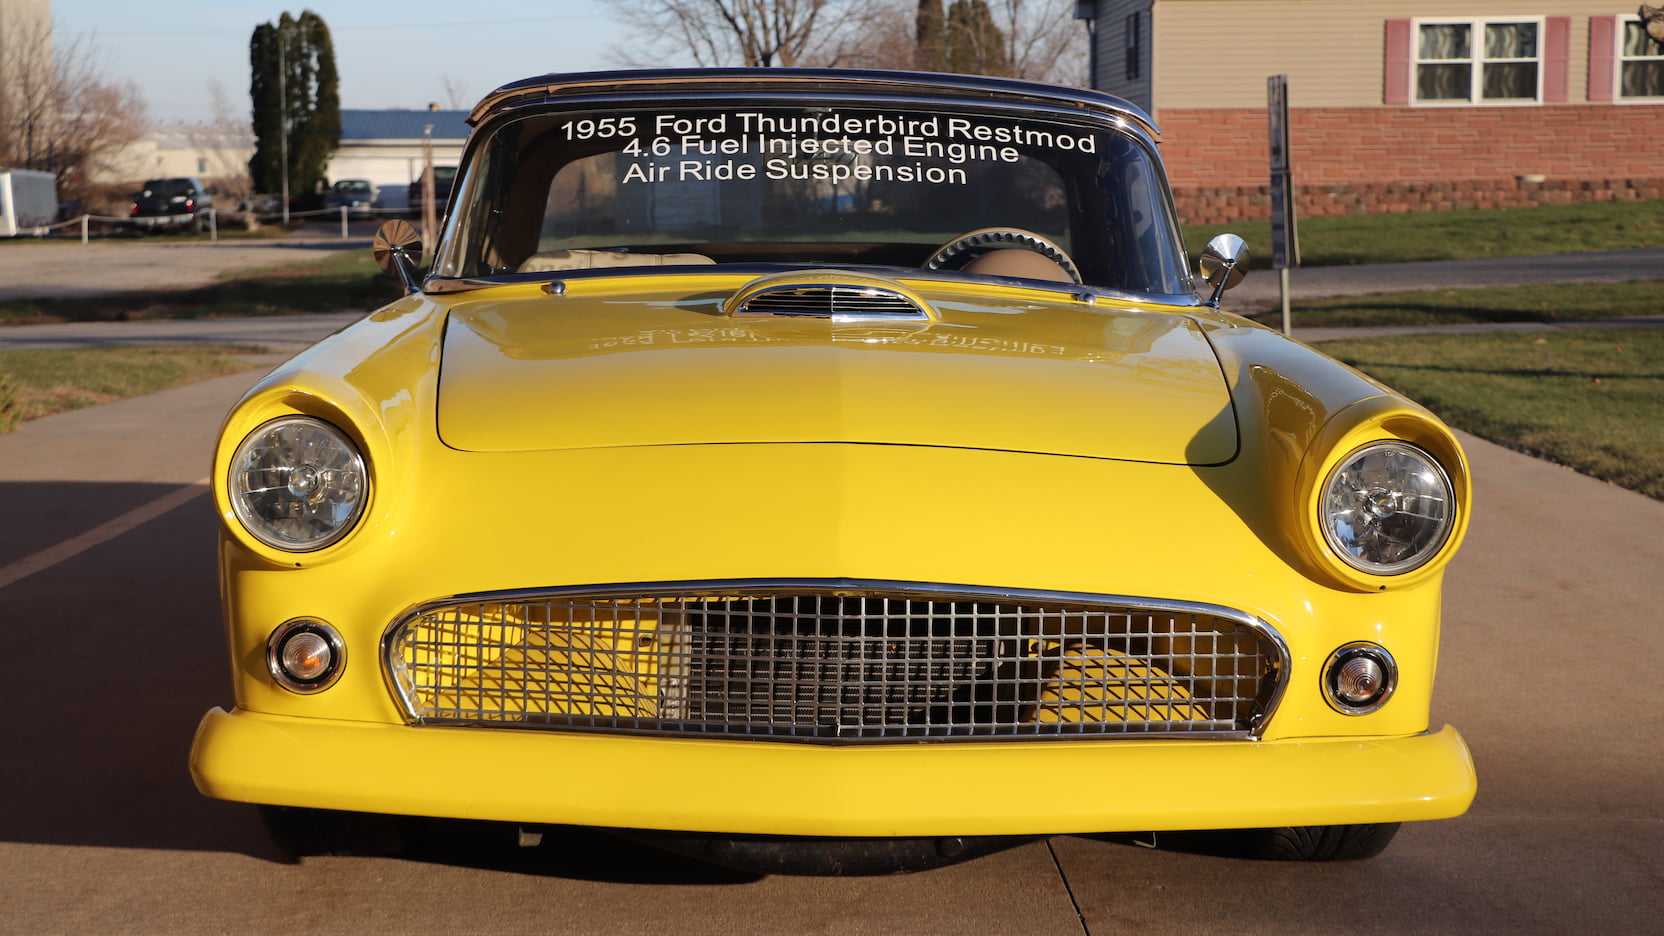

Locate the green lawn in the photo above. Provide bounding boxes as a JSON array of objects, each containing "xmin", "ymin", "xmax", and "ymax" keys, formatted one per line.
[
  {"xmin": 1319, "ymin": 328, "xmax": 1664, "ymax": 501},
  {"xmin": 1184, "ymin": 199, "xmax": 1664, "ymax": 270},
  {"xmin": 1261, "ymin": 279, "xmax": 1664, "ymax": 328}
]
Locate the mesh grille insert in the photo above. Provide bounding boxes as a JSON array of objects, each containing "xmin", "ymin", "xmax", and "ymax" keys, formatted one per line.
[{"xmin": 386, "ymin": 583, "xmax": 1284, "ymax": 742}]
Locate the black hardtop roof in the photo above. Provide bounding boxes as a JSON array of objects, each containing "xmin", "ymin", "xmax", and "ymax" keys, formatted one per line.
[{"xmin": 468, "ymin": 68, "xmax": 1158, "ymax": 140}]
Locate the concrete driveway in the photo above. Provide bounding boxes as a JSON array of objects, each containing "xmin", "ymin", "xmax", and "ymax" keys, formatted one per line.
[{"xmin": 0, "ymin": 362, "xmax": 1658, "ymax": 934}]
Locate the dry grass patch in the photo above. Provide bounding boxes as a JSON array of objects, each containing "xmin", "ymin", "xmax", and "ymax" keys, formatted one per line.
[{"xmin": 0, "ymin": 344, "xmax": 264, "ymax": 429}]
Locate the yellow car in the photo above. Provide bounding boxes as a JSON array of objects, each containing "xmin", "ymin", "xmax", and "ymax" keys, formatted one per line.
[{"xmin": 190, "ymin": 69, "xmax": 1475, "ymax": 873}]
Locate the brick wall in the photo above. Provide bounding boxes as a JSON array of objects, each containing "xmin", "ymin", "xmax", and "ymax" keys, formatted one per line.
[{"xmin": 1158, "ymin": 105, "xmax": 1664, "ymax": 224}]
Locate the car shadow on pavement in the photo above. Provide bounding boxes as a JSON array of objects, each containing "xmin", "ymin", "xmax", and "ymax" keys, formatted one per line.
[{"xmin": 0, "ymin": 480, "xmax": 763, "ymax": 885}]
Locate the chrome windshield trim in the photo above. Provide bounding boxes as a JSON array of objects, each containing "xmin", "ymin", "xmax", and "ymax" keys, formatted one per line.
[
  {"xmin": 381, "ymin": 578, "xmax": 1290, "ymax": 740},
  {"xmin": 470, "ymin": 68, "xmax": 1159, "ymax": 140}
]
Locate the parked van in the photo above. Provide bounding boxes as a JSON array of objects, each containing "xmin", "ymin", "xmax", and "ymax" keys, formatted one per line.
[{"xmin": 0, "ymin": 169, "xmax": 58, "ymax": 237}]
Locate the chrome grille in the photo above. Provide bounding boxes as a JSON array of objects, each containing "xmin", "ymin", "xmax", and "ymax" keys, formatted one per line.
[
  {"xmin": 734, "ymin": 285, "xmax": 930, "ymax": 322},
  {"xmin": 385, "ymin": 582, "xmax": 1285, "ymax": 742}
]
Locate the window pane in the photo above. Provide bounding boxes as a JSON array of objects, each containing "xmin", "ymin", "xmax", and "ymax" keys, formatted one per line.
[
  {"xmin": 1419, "ymin": 24, "xmax": 1470, "ymax": 60},
  {"xmin": 1622, "ymin": 61, "xmax": 1664, "ymax": 97},
  {"xmin": 1482, "ymin": 62, "xmax": 1537, "ymax": 98},
  {"xmin": 1484, "ymin": 23, "xmax": 1536, "ymax": 59},
  {"xmin": 1624, "ymin": 21, "xmax": 1664, "ymax": 58},
  {"xmin": 1418, "ymin": 63, "xmax": 1471, "ymax": 100}
]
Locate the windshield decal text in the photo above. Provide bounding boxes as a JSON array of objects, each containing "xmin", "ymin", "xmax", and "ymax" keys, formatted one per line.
[{"xmin": 591, "ymin": 111, "xmax": 1097, "ymax": 187}]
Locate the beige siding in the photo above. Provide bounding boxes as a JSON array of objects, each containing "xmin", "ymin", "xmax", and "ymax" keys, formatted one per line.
[{"xmin": 1151, "ymin": 0, "xmax": 1617, "ymax": 111}]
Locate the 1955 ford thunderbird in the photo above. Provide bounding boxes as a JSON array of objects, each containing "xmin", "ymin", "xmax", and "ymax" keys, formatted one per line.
[{"xmin": 189, "ymin": 68, "xmax": 1475, "ymax": 874}]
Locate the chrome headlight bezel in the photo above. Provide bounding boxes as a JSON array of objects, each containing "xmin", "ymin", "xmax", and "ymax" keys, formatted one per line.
[
  {"xmin": 228, "ymin": 415, "xmax": 368, "ymax": 552},
  {"xmin": 1319, "ymin": 440, "xmax": 1456, "ymax": 576}
]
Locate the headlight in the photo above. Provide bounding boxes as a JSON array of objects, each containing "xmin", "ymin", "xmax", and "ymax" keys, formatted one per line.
[
  {"xmin": 229, "ymin": 416, "xmax": 366, "ymax": 551},
  {"xmin": 1319, "ymin": 441, "xmax": 1455, "ymax": 575}
]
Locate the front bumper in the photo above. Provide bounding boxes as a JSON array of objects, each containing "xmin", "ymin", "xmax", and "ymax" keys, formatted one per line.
[{"xmin": 190, "ymin": 707, "xmax": 1474, "ymax": 836}]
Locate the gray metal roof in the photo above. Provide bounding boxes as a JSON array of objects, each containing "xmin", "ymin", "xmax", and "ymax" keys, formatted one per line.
[{"xmin": 340, "ymin": 109, "xmax": 471, "ymax": 142}]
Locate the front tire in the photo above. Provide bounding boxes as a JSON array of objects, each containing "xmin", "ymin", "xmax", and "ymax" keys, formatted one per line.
[
  {"xmin": 258, "ymin": 805, "xmax": 406, "ymax": 858},
  {"xmin": 1161, "ymin": 823, "xmax": 1401, "ymax": 861}
]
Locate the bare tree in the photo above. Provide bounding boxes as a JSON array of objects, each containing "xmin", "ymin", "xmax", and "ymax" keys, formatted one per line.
[
  {"xmin": 0, "ymin": 19, "xmax": 147, "ymax": 202},
  {"xmin": 607, "ymin": 0, "xmax": 1082, "ymax": 81},
  {"xmin": 439, "ymin": 74, "xmax": 471, "ymax": 111},
  {"xmin": 981, "ymin": 0, "xmax": 1085, "ymax": 84},
  {"xmin": 183, "ymin": 80, "xmax": 255, "ymax": 205},
  {"xmin": 609, "ymin": 0, "xmax": 884, "ymax": 68}
]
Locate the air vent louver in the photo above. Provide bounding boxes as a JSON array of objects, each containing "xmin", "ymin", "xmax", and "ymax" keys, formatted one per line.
[{"xmin": 735, "ymin": 284, "xmax": 930, "ymax": 322}]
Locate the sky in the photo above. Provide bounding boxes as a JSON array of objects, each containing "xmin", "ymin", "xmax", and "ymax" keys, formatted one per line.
[{"xmin": 51, "ymin": 0, "xmax": 639, "ymax": 124}]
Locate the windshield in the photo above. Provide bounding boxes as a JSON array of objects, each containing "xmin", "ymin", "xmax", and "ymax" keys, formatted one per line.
[
  {"xmin": 333, "ymin": 180, "xmax": 372, "ymax": 193},
  {"xmin": 437, "ymin": 102, "xmax": 1190, "ymax": 295},
  {"xmin": 142, "ymin": 179, "xmax": 195, "ymax": 197}
]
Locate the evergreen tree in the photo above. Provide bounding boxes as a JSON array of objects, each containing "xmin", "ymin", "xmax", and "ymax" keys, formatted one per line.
[
  {"xmin": 248, "ymin": 10, "xmax": 341, "ymax": 201},
  {"xmin": 915, "ymin": 1, "xmax": 1009, "ymax": 76},
  {"xmin": 945, "ymin": 0, "xmax": 1008, "ymax": 76},
  {"xmin": 916, "ymin": 0, "xmax": 946, "ymax": 71}
]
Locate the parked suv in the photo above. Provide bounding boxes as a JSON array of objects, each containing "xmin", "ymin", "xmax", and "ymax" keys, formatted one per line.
[
  {"xmin": 130, "ymin": 177, "xmax": 214, "ymax": 232},
  {"xmin": 406, "ymin": 166, "xmax": 456, "ymax": 217}
]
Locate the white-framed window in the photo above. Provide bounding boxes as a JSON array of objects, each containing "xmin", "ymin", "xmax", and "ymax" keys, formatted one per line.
[
  {"xmin": 1413, "ymin": 17, "xmax": 1544, "ymax": 104},
  {"xmin": 1619, "ymin": 13, "xmax": 1664, "ymax": 99}
]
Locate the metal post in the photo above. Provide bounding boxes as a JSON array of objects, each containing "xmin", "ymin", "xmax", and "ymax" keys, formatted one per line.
[
  {"xmin": 1267, "ymin": 75, "xmax": 1300, "ymax": 337},
  {"xmin": 1280, "ymin": 267, "xmax": 1292, "ymax": 337},
  {"xmin": 210, "ymin": 208, "xmax": 218, "ymax": 243},
  {"xmin": 81, "ymin": 214, "xmax": 88, "ymax": 245},
  {"xmin": 340, "ymin": 204, "xmax": 348, "ymax": 240}
]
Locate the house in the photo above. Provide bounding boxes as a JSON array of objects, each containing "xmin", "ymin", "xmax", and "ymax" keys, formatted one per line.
[
  {"xmin": 325, "ymin": 108, "xmax": 470, "ymax": 211},
  {"xmin": 96, "ymin": 122, "xmax": 255, "ymax": 187},
  {"xmin": 1075, "ymin": 1, "xmax": 1664, "ymax": 223}
]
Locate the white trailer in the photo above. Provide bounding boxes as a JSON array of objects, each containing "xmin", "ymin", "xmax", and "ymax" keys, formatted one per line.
[{"xmin": 0, "ymin": 169, "xmax": 59, "ymax": 237}]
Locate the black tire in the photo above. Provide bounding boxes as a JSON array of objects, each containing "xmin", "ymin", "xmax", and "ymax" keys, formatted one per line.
[
  {"xmin": 1204, "ymin": 822, "xmax": 1397, "ymax": 859},
  {"xmin": 616, "ymin": 830, "xmax": 1042, "ymax": 876},
  {"xmin": 257, "ymin": 804, "xmax": 407, "ymax": 858}
]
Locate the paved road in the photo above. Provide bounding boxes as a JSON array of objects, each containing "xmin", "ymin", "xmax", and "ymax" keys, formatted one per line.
[
  {"xmin": 0, "ymin": 234, "xmax": 374, "ymax": 303},
  {"xmin": 0, "ymin": 367, "xmax": 1659, "ymax": 935},
  {"xmin": 0, "ymin": 311, "xmax": 364, "ymax": 353}
]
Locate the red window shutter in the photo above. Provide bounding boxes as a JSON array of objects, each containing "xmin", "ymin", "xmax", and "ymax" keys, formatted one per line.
[
  {"xmin": 1589, "ymin": 15, "xmax": 1617, "ymax": 102},
  {"xmin": 1544, "ymin": 16, "xmax": 1570, "ymax": 102},
  {"xmin": 1384, "ymin": 19, "xmax": 1412, "ymax": 104}
]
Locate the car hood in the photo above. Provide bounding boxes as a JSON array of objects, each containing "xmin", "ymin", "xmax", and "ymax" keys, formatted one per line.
[{"xmin": 436, "ymin": 282, "xmax": 1237, "ymax": 464}]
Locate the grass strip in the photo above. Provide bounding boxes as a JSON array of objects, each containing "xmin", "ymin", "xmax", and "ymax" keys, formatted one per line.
[
  {"xmin": 1320, "ymin": 328, "xmax": 1664, "ymax": 500},
  {"xmin": 1184, "ymin": 199, "xmax": 1664, "ymax": 271},
  {"xmin": 1258, "ymin": 279, "xmax": 1664, "ymax": 328},
  {"xmin": 0, "ymin": 344, "xmax": 265, "ymax": 428}
]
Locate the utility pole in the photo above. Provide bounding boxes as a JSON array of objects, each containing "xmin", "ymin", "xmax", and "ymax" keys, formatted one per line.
[
  {"xmin": 420, "ymin": 124, "xmax": 436, "ymax": 251},
  {"xmin": 278, "ymin": 38, "xmax": 290, "ymax": 226}
]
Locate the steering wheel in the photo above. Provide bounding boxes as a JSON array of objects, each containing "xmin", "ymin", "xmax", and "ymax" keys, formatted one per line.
[{"xmin": 923, "ymin": 227, "xmax": 1083, "ymax": 285}]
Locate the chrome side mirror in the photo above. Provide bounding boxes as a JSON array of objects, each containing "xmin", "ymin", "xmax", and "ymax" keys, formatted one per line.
[
  {"xmin": 1199, "ymin": 233, "xmax": 1249, "ymax": 308},
  {"xmin": 373, "ymin": 219, "xmax": 425, "ymax": 295}
]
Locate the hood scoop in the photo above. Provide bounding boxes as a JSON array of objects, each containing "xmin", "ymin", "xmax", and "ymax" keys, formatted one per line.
[{"xmin": 724, "ymin": 271, "xmax": 936, "ymax": 323}]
